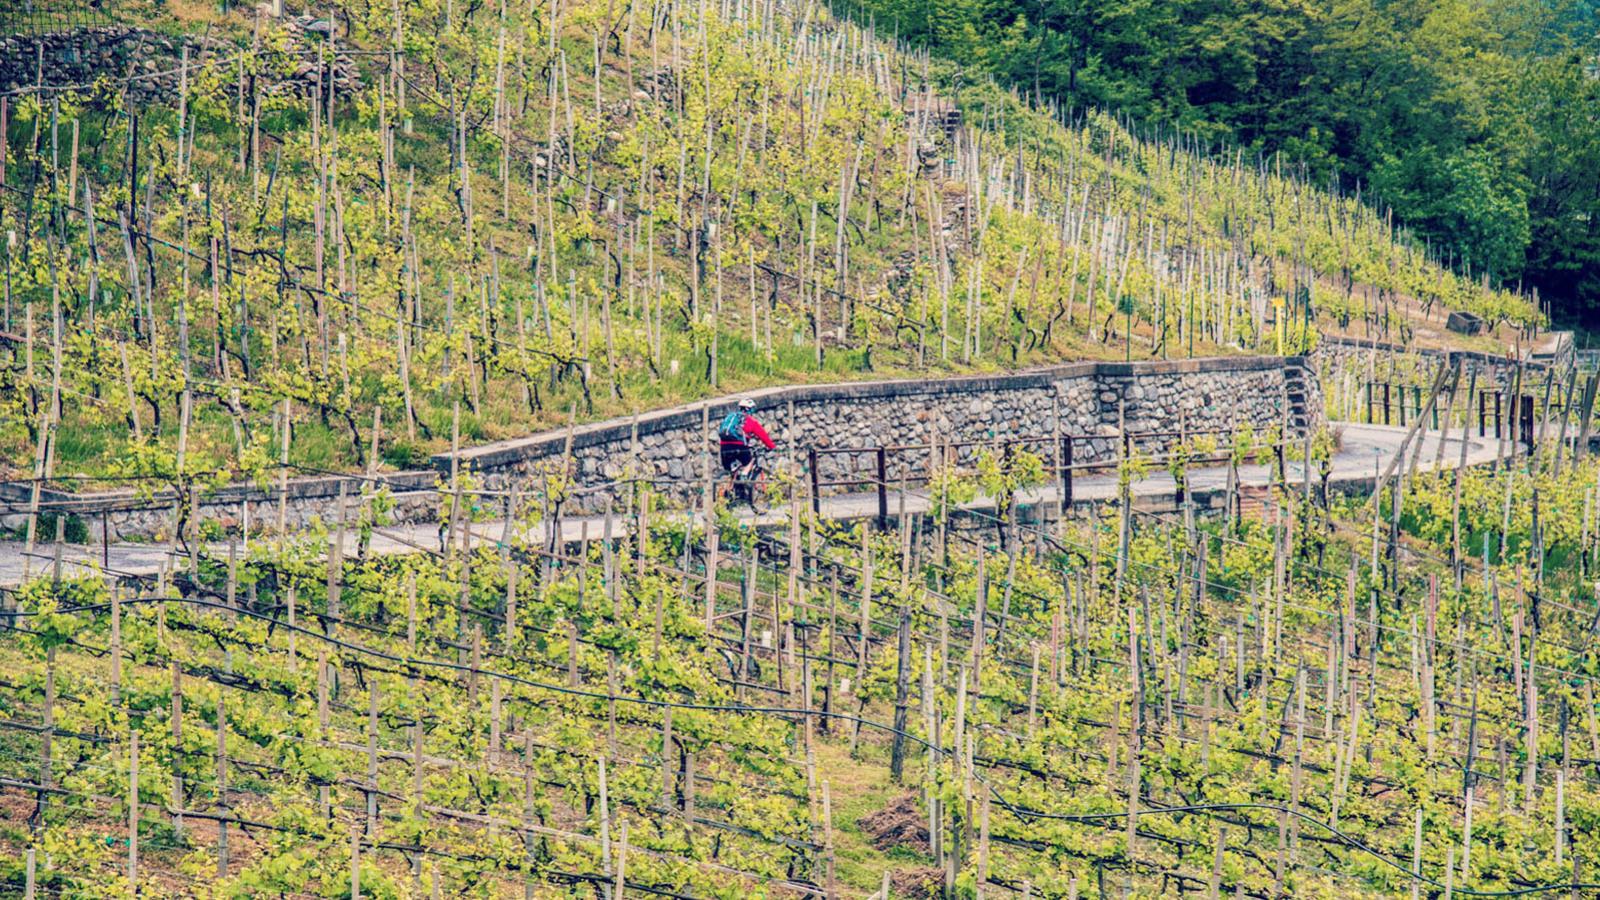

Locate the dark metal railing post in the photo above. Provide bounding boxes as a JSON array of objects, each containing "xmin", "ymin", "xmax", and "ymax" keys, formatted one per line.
[
  {"xmin": 1061, "ymin": 436, "xmax": 1074, "ymax": 509},
  {"xmin": 808, "ymin": 448, "xmax": 820, "ymax": 515},
  {"xmin": 1478, "ymin": 390, "xmax": 1486, "ymax": 437},
  {"xmin": 875, "ymin": 447, "xmax": 888, "ymax": 529},
  {"xmin": 1383, "ymin": 383, "xmax": 1392, "ymax": 425},
  {"xmin": 1521, "ymin": 395, "xmax": 1535, "ymax": 452}
]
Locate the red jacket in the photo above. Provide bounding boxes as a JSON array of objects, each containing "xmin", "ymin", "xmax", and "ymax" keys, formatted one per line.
[{"xmin": 721, "ymin": 414, "xmax": 776, "ymax": 450}]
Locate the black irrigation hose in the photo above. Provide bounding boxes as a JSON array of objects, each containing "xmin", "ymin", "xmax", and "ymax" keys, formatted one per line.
[
  {"xmin": 996, "ymin": 799, "xmax": 1600, "ymax": 898},
  {"xmin": 8, "ymin": 594, "xmax": 1600, "ymax": 896},
  {"xmin": 9, "ymin": 490, "xmax": 1587, "ymax": 845}
]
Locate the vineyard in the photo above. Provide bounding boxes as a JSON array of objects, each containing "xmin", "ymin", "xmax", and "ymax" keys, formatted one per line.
[
  {"xmin": 1, "ymin": 0, "xmax": 1589, "ymax": 897},
  {"xmin": 0, "ymin": 0, "xmax": 1541, "ymax": 488},
  {"xmin": 5, "ymin": 416, "xmax": 1600, "ymax": 897}
]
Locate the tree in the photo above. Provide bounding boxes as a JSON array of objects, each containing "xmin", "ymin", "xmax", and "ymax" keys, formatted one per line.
[
  {"xmin": 1370, "ymin": 146, "xmax": 1531, "ymax": 282},
  {"xmin": 1521, "ymin": 52, "xmax": 1600, "ymax": 320},
  {"xmin": 848, "ymin": 0, "xmax": 1600, "ymax": 322}
]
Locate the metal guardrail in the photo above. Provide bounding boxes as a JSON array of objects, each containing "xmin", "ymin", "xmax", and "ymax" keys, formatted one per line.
[
  {"xmin": 1, "ymin": 0, "xmax": 118, "ymax": 37},
  {"xmin": 803, "ymin": 427, "xmax": 1292, "ymax": 527},
  {"xmin": 1361, "ymin": 381, "xmax": 1538, "ymax": 450}
]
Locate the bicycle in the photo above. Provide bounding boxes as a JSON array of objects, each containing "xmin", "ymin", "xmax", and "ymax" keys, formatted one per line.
[{"xmin": 725, "ymin": 450, "xmax": 769, "ymax": 512}]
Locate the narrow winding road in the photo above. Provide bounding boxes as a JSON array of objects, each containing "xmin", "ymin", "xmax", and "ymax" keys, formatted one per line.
[{"xmin": 0, "ymin": 423, "xmax": 1507, "ymax": 587}]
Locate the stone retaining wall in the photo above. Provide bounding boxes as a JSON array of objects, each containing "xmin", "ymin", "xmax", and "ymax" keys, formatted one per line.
[
  {"xmin": 0, "ymin": 23, "xmax": 356, "ymax": 105},
  {"xmin": 449, "ymin": 355, "xmax": 1320, "ymax": 510},
  {"xmin": 1310, "ymin": 336, "xmax": 1558, "ymax": 424},
  {"xmin": 10, "ymin": 356, "xmax": 1321, "ymax": 540},
  {"xmin": 1313, "ymin": 336, "xmax": 1523, "ymax": 386}
]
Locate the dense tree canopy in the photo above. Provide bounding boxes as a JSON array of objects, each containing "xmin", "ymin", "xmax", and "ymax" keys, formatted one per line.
[{"xmin": 851, "ymin": 0, "xmax": 1600, "ymax": 323}]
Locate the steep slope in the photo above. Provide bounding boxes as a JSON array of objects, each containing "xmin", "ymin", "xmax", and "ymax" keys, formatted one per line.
[{"xmin": 0, "ymin": 0, "xmax": 1538, "ymax": 485}]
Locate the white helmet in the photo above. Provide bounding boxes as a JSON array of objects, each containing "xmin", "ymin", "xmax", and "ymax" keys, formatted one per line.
[{"xmin": 737, "ymin": 397, "xmax": 757, "ymax": 411}]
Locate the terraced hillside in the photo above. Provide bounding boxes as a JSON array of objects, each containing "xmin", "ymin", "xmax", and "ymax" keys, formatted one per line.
[
  {"xmin": 4, "ymin": 425, "xmax": 1600, "ymax": 897},
  {"xmin": 0, "ymin": 0, "xmax": 1538, "ymax": 486},
  {"xmin": 3, "ymin": 1, "xmax": 1591, "ymax": 898}
]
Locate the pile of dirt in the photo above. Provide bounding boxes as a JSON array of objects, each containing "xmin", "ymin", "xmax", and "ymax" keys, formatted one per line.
[
  {"xmin": 890, "ymin": 866, "xmax": 945, "ymax": 898},
  {"xmin": 858, "ymin": 793, "xmax": 931, "ymax": 853}
]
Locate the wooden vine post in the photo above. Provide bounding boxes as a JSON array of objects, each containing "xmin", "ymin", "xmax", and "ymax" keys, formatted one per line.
[
  {"xmin": 127, "ymin": 732, "xmax": 139, "ymax": 887},
  {"xmin": 38, "ymin": 646, "xmax": 55, "ymax": 826},
  {"xmin": 216, "ymin": 690, "xmax": 229, "ymax": 878},
  {"xmin": 170, "ymin": 661, "xmax": 183, "ymax": 842},
  {"xmin": 890, "ymin": 610, "xmax": 912, "ymax": 781}
]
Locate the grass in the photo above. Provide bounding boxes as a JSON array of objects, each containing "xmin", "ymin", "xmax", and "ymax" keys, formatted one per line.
[
  {"xmin": 0, "ymin": 0, "xmax": 1542, "ymax": 495},
  {"xmin": 51, "ymin": 422, "xmax": 119, "ymax": 473},
  {"xmin": 812, "ymin": 732, "xmax": 931, "ymax": 895}
]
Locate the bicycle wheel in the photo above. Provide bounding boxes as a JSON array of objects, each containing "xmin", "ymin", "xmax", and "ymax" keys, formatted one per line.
[{"xmin": 747, "ymin": 470, "xmax": 769, "ymax": 513}]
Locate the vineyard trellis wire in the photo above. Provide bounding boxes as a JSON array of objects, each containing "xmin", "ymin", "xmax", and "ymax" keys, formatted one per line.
[{"xmin": 7, "ymin": 418, "xmax": 1600, "ymax": 896}]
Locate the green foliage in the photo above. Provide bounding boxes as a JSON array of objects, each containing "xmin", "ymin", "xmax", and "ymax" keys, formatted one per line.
[
  {"xmin": 10, "ymin": 446, "xmax": 1600, "ymax": 895},
  {"xmin": 1165, "ymin": 433, "xmax": 1217, "ymax": 492},
  {"xmin": 849, "ymin": 0, "xmax": 1600, "ymax": 321},
  {"xmin": 0, "ymin": 0, "xmax": 1537, "ymax": 487},
  {"xmin": 1370, "ymin": 146, "xmax": 1531, "ymax": 282}
]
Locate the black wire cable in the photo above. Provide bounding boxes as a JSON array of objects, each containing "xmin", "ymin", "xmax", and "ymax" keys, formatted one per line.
[{"xmin": 8, "ymin": 592, "xmax": 1600, "ymax": 896}]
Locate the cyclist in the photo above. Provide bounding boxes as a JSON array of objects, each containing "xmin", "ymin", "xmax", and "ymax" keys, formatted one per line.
[{"xmin": 718, "ymin": 398, "xmax": 776, "ymax": 503}]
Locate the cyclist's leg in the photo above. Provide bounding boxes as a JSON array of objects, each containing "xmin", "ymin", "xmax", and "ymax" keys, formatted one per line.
[
  {"xmin": 747, "ymin": 463, "xmax": 767, "ymax": 509},
  {"xmin": 739, "ymin": 449, "xmax": 758, "ymax": 503},
  {"xmin": 718, "ymin": 444, "xmax": 738, "ymax": 500},
  {"xmin": 747, "ymin": 456, "xmax": 767, "ymax": 506},
  {"xmin": 735, "ymin": 462, "xmax": 751, "ymax": 503},
  {"xmin": 723, "ymin": 445, "xmax": 752, "ymax": 501}
]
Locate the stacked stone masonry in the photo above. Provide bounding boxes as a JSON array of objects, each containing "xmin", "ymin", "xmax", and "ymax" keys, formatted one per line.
[
  {"xmin": 0, "ymin": 473, "xmax": 437, "ymax": 544},
  {"xmin": 1310, "ymin": 336, "xmax": 1555, "ymax": 427},
  {"xmin": 452, "ymin": 356, "xmax": 1321, "ymax": 512},
  {"xmin": 14, "ymin": 356, "xmax": 1319, "ymax": 540},
  {"xmin": 0, "ymin": 23, "xmax": 357, "ymax": 105}
]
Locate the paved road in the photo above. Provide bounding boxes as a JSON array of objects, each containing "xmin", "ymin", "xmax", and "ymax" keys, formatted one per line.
[{"xmin": 0, "ymin": 423, "xmax": 1505, "ymax": 587}]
